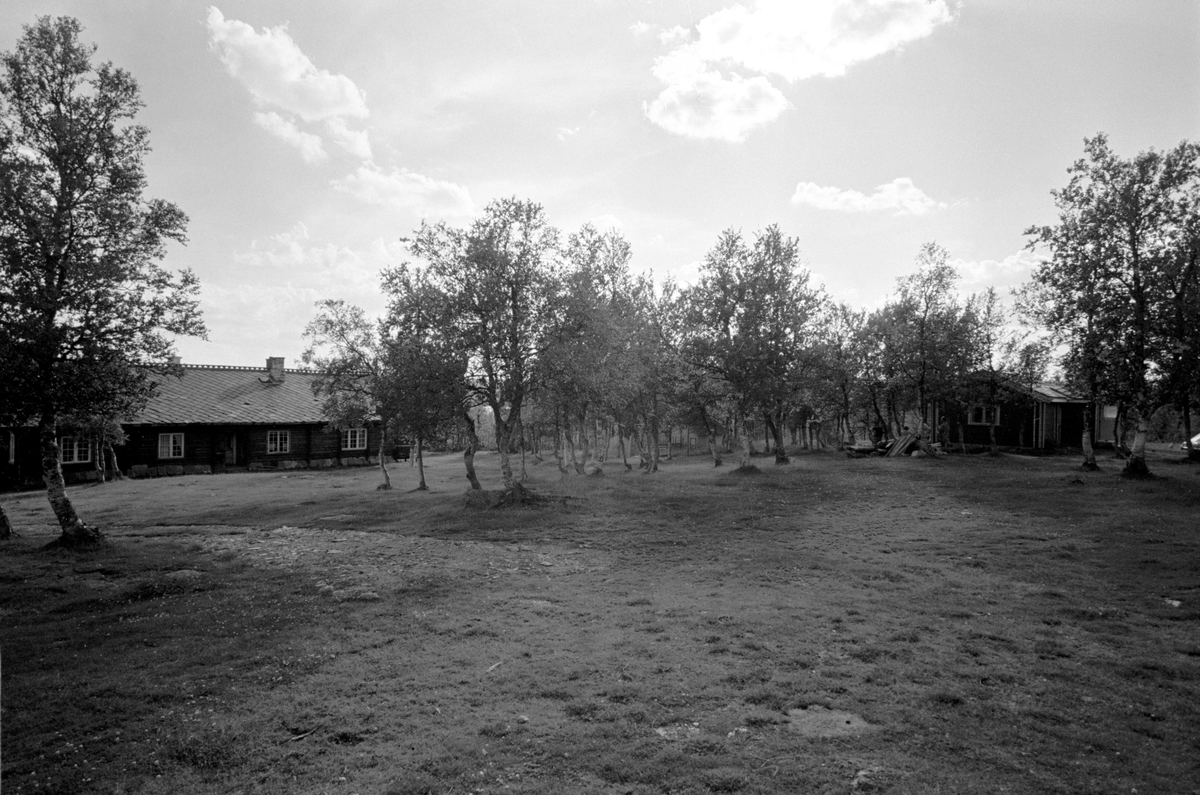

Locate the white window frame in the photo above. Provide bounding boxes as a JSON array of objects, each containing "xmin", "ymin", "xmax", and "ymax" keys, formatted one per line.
[
  {"xmin": 267, "ymin": 429, "xmax": 290, "ymax": 454},
  {"xmin": 158, "ymin": 432, "xmax": 185, "ymax": 459},
  {"xmin": 341, "ymin": 427, "xmax": 368, "ymax": 451},
  {"xmin": 967, "ymin": 405, "xmax": 1001, "ymax": 426},
  {"xmin": 59, "ymin": 436, "xmax": 92, "ymax": 464}
]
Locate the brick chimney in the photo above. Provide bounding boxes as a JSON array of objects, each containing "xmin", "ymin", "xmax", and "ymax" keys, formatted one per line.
[
  {"xmin": 266, "ymin": 356, "xmax": 285, "ymax": 383},
  {"xmin": 168, "ymin": 355, "xmax": 181, "ymax": 366}
]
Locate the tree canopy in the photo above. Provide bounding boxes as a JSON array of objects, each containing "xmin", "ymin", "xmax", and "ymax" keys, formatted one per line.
[{"xmin": 0, "ymin": 16, "xmax": 203, "ymax": 544}]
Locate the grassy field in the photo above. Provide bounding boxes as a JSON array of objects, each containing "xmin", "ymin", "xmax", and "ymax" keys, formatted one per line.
[{"xmin": 1, "ymin": 447, "xmax": 1198, "ymax": 794}]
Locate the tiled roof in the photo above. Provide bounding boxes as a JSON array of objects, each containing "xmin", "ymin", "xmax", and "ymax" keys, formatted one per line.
[
  {"xmin": 1029, "ymin": 382, "xmax": 1085, "ymax": 403},
  {"xmin": 126, "ymin": 365, "xmax": 328, "ymax": 426}
]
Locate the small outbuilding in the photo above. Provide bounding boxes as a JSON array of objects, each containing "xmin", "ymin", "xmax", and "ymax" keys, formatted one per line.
[{"xmin": 959, "ymin": 381, "xmax": 1088, "ymax": 450}]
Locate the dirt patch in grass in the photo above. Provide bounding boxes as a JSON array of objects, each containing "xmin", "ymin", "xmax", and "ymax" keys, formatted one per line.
[{"xmin": 2, "ymin": 447, "xmax": 1199, "ymax": 793}]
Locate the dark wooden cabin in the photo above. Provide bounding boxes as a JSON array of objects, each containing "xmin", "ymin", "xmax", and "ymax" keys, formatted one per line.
[{"xmin": 1, "ymin": 357, "xmax": 385, "ymax": 490}]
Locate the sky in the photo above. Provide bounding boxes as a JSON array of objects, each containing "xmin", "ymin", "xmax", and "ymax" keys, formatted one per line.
[{"xmin": 2, "ymin": 0, "xmax": 1197, "ymax": 367}]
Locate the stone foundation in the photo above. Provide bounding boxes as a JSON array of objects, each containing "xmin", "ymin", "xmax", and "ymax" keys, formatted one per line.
[{"xmin": 127, "ymin": 463, "xmax": 211, "ymax": 478}]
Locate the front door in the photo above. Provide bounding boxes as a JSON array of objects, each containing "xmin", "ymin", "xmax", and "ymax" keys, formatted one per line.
[{"xmin": 223, "ymin": 431, "xmax": 246, "ymax": 466}]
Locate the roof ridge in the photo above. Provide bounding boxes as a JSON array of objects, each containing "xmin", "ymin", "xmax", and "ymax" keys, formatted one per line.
[{"xmin": 179, "ymin": 363, "xmax": 321, "ymax": 373}]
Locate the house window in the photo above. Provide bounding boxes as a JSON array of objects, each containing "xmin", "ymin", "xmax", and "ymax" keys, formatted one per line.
[
  {"xmin": 342, "ymin": 428, "xmax": 368, "ymax": 451},
  {"xmin": 158, "ymin": 433, "xmax": 184, "ymax": 459},
  {"xmin": 59, "ymin": 436, "xmax": 92, "ymax": 464},
  {"xmin": 267, "ymin": 430, "xmax": 290, "ymax": 454},
  {"xmin": 968, "ymin": 405, "xmax": 1001, "ymax": 426}
]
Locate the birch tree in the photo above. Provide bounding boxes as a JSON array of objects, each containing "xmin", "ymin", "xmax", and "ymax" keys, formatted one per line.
[
  {"xmin": 381, "ymin": 265, "xmax": 469, "ymax": 490},
  {"xmin": 408, "ymin": 197, "xmax": 561, "ymax": 495},
  {"xmin": 0, "ymin": 17, "xmax": 204, "ymax": 545},
  {"xmin": 1026, "ymin": 134, "xmax": 1200, "ymax": 476},
  {"xmin": 682, "ymin": 226, "xmax": 825, "ymax": 466},
  {"xmin": 302, "ymin": 300, "xmax": 398, "ymax": 490}
]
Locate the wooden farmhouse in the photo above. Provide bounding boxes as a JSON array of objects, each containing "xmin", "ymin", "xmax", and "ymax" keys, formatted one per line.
[{"xmin": 1, "ymin": 357, "xmax": 387, "ymax": 490}]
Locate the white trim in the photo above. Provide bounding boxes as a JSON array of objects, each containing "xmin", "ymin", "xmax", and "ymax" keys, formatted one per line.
[
  {"xmin": 158, "ymin": 432, "xmax": 185, "ymax": 459},
  {"xmin": 341, "ymin": 427, "xmax": 368, "ymax": 451},
  {"xmin": 267, "ymin": 429, "xmax": 290, "ymax": 454},
  {"xmin": 967, "ymin": 405, "xmax": 1000, "ymax": 426},
  {"xmin": 59, "ymin": 436, "xmax": 92, "ymax": 464}
]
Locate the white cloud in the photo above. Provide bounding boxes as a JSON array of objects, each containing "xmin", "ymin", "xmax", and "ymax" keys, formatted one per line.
[
  {"xmin": 206, "ymin": 6, "xmax": 371, "ymax": 163},
  {"xmin": 557, "ymin": 126, "xmax": 582, "ymax": 142},
  {"xmin": 791, "ymin": 177, "xmax": 946, "ymax": 215},
  {"xmin": 690, "ymin": 0, "xmax": 953, "ymax": 82},
  {"xmin": 590, "ymin": 214, "xmax": 624, "ymax": 231},
  {"xmin": 645, "ymin": 0, "xmax": 954, "ymax": 140},
  {"xmin": 630, "ymin": 21, "xmax": 653, "ymax": 36},
  {"xmin": 332, "ymin": 163, "xmax": 476, "ymax": 221},
  {"xmin": 253, "ymin": 111, "xmax": 327, "ymax": 163},
  {"xmin": 323, "ymin": 116, "xmax": 373, "ymax": 160},
  {"xmin": 644, "ymin": 47, "xmax": 789, "ymax": 143},
  {"xmin": 229, "ymin": 223, "xmax": 402, "ymax": 304},
  {"xmin": 199, "ymin": 282, "xmax": 324, "ymax": 357},
  {"xmin": 658, "ymin": 25, "xmax": 691, "ymax": 47},
  {"xmin": 954, "ymin": 250, "xmax": 1042, "ymax": 293},
  {"xmin": 234, "ymin": 223, "xmax": 372, "ymax": 281},
  {"xmin": 206, "ymin": 7, "xmax": 368, "ymax": 121}
]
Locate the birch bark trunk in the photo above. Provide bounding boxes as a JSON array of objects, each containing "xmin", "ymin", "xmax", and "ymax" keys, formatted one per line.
[
  {"xmin": 40, "ymin": 416, "xmax": 103, "ymax": 546},
  {"xmin": 415, "ymin": 434, "xmax": 427, "ymax": 490},
  {"xmin": 1081, "ymin": 403, "xmax": 1099, "ymax": 470},
  {"xmin": 1123, "ymin": 405, "xmax": 1152, "ymax": 477},
  {"xmin": 104, "ymin": 442, "xmax": 125, "ymax": 480},
  {"xmin": 0, "ymin": 502, "xmax": 14, "ymax": 540},
  {"xmin": 377, "ymin": 427, "xmax": 392, "ymax": 490},
  {"xmin": 739, "ymin": 416, "xmax": 752, "ymax": 469},
  {"xmin": 461, "ymin": 411, "xmax": 483, "ymax": 490}
]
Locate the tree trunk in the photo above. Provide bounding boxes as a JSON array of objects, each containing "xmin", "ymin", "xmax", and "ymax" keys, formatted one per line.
[
  {"xmin": 461, "ymin": 410, "xmax": 483, "ymax": 490},
  {"xmin": 646, "ymin": 411, "xmax": 660, "ymax": 473},
  {"xmin": 1182, "ymin": 394, "xmax": 1197, "ymax": 461},
  {"xmin": 988, "ymin": 421, "xmax": 998, "ymax": 455},
  {"xmin": 415, "ymin": 433, "xmax": 427, "ymax": 490},
  {"xmin": 514, "ymin": 415, "xmax": 527, "ymax": 483},
  {"xmin": 564, "ymin": 425, "xmax": 579, "ymax": 475},
  {"xmin": 377, "ymin": 427, "xmax": 393, "ymax": 490},
  {"xmin": 598, "ymin": 420, "xmax": 610, "ymax": 463},
  {"xmin": 768, "ymin": 415, "xmax": 789, "ymax": 464},
  {"xmin": 40, "ymin": 416, "xmax": 103, "ymax": 546},
  {"xmin": 1081, "ymin": 402, "xmax": 1099, "ymax": 470},
  {"xmin": 553, "ymin": 421, "xmax": 570, "ymax": 475},
  {"xmin": 574, "ymin": 420, "xmax": 589, "ymax": 475},
  {"xmin": 738, "ymin": 416, "xmax": 752, "ymax": 468},
  {"xmin": 700, "ymin": 407, "xmax": 723, "ymax": 467},
  {"xmin": 0, "ymin": 501, "xmax": 14, "ymax": 540},
  {"xmin": 104, "ymin": 441, "xmax": 125, "ymax": 480},
  {"xmin": 618, "ymin": 426, "xmax": 631, "ymax": 470},
  {"xmin": 707, "ymin": 427, "xmax": 723, "ymax": 466},
  {"xmin": 494, "ymin": 413, "xmax": 516, "ymax": 489},
  {"xmin": 629, "ymin": 428, "xmax": 645, "ymax": 469},
  {"xmin": 1123, "ymin": 404, "xmax": 1152, "ymax": 478},
  {"xmin": 94, "ymin": 433, "xmax": 105, "ymax": 482}
]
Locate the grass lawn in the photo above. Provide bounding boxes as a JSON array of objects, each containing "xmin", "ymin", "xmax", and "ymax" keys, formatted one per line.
[{"xmin": 1, "ymin": 447, "xmax": 1198, "ymax": 794}]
